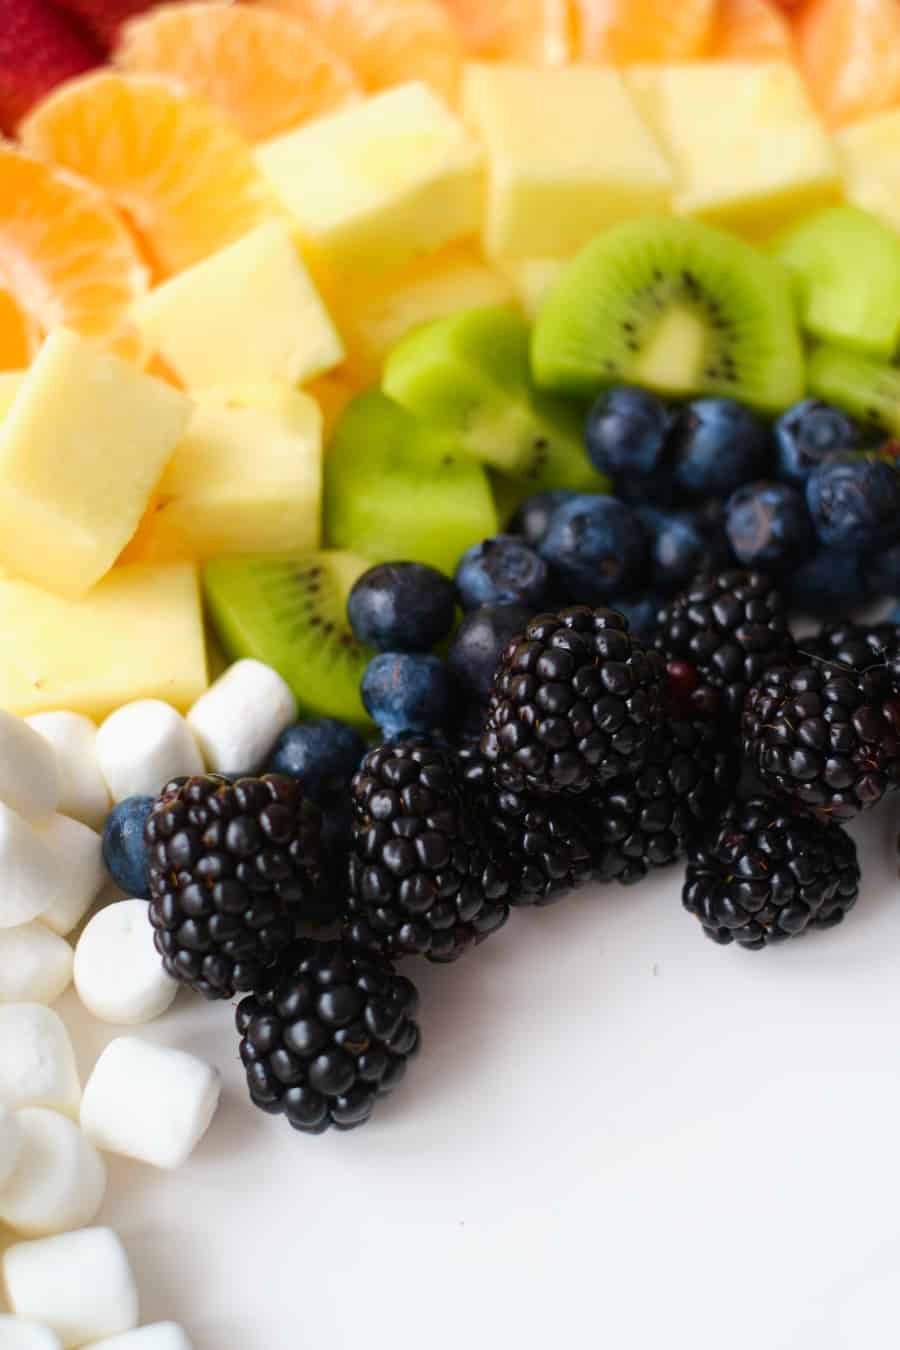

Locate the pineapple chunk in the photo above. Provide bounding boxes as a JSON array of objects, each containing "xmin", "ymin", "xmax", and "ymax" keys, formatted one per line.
[
  {"xmin": 0, "ymin": 329, "xmax": 191, "ymax": 599},
  {"xmin": 497, "ymin": 259, "xmax": 567, "ymax": 318},
  {"xmin": 836, "ymin": 111, "xmax": 900, "ymax": 236},
  {"xmin": 133, "ymin": 220, "xmax": 345, "ymax": 390},
  {"xmin": 462, "ymin": 64, "xmax": 673, "ymax": 259},
  {"xmin": 127, "ymin": 384, "xmax": 322, "ymax": 562},
  {"xmin": 0, "ymin": 371, "xmax": 24, "ymax": 418},
  {"xmin": 255, "ymin": 82, "xmax": 484, "ymax": 278},
  {"xmin": 627, "ymin": 62, "xmax": 839, "ymax": 237},
  {"xmin": 0, "ymin": 562, "xmax": 207, "ymax": 719}
]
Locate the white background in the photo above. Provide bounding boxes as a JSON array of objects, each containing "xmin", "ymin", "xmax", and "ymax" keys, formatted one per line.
[{"xmin": 44, "ymin": 802, "xmax": 900, "ymax": 1350}]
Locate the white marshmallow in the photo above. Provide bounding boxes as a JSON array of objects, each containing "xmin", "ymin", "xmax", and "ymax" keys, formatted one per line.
[
  {"xmin": 0, "ymin": 1109, "xmax": 107, "ymax": 1237},
  {"xmin": 74, "ymin": 901, "xmax": 176, "ymax": 1026},
  {"xmin": 26, "ymin": 713, "xmax": 110, "ymax": 832},
  {"xmin": 83, "ymin": 1326, "xmax": 193, "ymax": 1350},
  {"xmin": 34, "ymin": 815, "xmax": 106, "ymax": 938},
  {"xmin": 3, "ymin": 1228, "xmax": 139, "ymax": 1349},
  {"xmin": 186, "ymin": 659, "xmax": 297, "ymax": 774},
  {"xmin": 0, "ymin": 1318, "xmax": 63, "ymax": 1350},
  {"xmin": 0, "ymin": 1005, "xmax": 80, "ymax": 1117},
  {"xmin": 0, "ymin": 1104, "xmax": 24, "ymax": 1187},
  {"xmin": 0, "ymin": 923, "xmax": 72, "ymax": 1005},
  {"xmin": 80, "ymin": 1036, "xmax": 220, "ymax": 1170},
  {"xmin": 0, "ymin": 711, "xmax": 60, "ymax": 821},
  {"xmin": 96, "ymin": 701, "xmax": 203, "ymax": 804},
  {"xmin": 0, "ymin": 806, "xmax": 65, "ymax": 930}
]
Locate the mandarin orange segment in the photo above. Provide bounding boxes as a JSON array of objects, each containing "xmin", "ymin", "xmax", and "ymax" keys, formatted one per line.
[
  {"xmin": 794, "ymin": 0, "xmax": 900, "ymax": 128},
  {"xmin": 0, "ymin": 141, "xmax": 148, "ymax": 369},
  {"xmin": 19, "ymin": 71, "xmax": 280, "ymax": 277},
  {"xmin": 440, "ymin": 0, "xmax": 571, "ymax": 64},
  {"xmin": 255, "ymin": 0, "xmax": 463, "ymax": 101},
  {"xmin": 711, "ymin": 0, "xmax": 794, "ymax": 59},
  {"xmin": 571, "ymin": 0, "xmax": 717, "ymax": 60},
  {"xmin": 115, "ymin": 3, "xmax": 360, "ymax": 142}
]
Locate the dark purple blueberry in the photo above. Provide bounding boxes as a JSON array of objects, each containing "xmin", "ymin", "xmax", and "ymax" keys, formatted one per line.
[
  {"xmin": 347, "ymin": 561, "xmax": 456, "ymax": 652},
  {"xmin": 725, "ymin": 480, "xmax": 815, "ymax": 572},
  {"xmin": 455, "ymin": 534, "xmax": 550, "ymax": 611},
  {"xmin": 775, "ymin": 399, "xmax": 859, "ymax": 487},
  {"xmin": 671, "ymin": 398, "xmax": 771, "ymax": 500},
  {"xmin": 361, "ymin": 653, "xmax": 455, "ymax": 737},
  {"xmin": 509, "ymin": 489, "xmax": 579, "ymax": 548},
  {"xmin": 102, "ymin": 796, "xmax": 153, "ymax": 898},
  {"xmin": 268, "ymin": 719, "xmax": 366, "ymax": 803},
  {"xmin": 789, "ymin": 550, "xmax": 870, "ymax": 616},
  {"xmin": 585, "ymin": 385, "xmax": 675, "ymax": 479},
  {"xmin": 538, "ymin": 494, "xmax": 647, "ymax": 603},
  {"xmin": 638, "ymin": 505, "xmax": 730, "ymax": 594},
  {"xmin": 447, "ymin": 603, "xmax": 533, "ymax": 707},
  {"xmin": 806, "ymin": 455, "xmax": 900, "ymax": 552}
]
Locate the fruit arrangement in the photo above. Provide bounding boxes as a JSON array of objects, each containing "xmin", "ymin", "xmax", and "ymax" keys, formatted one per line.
[{"xmin": 6, "ymin": 0, "xmax": 900, "ymax": 1342}]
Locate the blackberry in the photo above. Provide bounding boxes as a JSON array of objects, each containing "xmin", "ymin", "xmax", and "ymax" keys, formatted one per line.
[
  {"xmin": 236, "ymin": 940, "xmax": 420, "ymax": 1133},
  {"xmin": 797, "ymin": 621, "xmax": 900, "ymax": 674},
  {"xmin": 145, "ymin": 773, "xmax": 325, "ymax": 999},
  {"xmin": 346, "ymin": 738, "xmax": 509, "ymax": 963},
  {"xmin": 655, "ymin": 569, "xmax": 794, "ymax": 723},
  {"xmin": 481, "ymin": 606, "xmax": 666, "ymax": 797},
  {"xmin": 743, "ymin": 662, "xmax": 900, "ymax": 821},
  {"xmin": 683, "ymin": 798, "xmax": 860, "ymax": 949}
]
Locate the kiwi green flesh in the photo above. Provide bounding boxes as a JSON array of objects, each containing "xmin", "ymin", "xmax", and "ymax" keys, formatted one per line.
[
  {"xmin": 324, "ymin": 390, "xmax": 498, "ymax": 576},
  {"xmin": 382, "ymin": 306, "xmax": 587, "ymax": 477},
  {"xmin": 202, "ymin": 550, "xmax": 375, "ymax": 730},
  {"xmin": 806, "ymin": 344, "xmax": 900, "ymax": 437},
  {"xmin": 774, "ymin": 206, "xmax": 900, "ymax": 359},
  {"xmin": 531, "ymin": 215, "xmax": 805, "ymax": 414}
]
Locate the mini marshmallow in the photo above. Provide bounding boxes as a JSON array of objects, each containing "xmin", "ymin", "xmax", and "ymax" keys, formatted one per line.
[
  {"xmin": 186, "ymin": 659, "xmax": 297, "ymax": 774},
  {"xmin": 85, "ymin": 1326, "xmax": 193, "ymax": 1350},
  {"xmin": 80, "ymin": 1036, "xmax": 220, "ymax": 1170},
  {"xmin": 0, "ymin": 805, "xmax": 65, "ymax": 930},
  {"xmin": 27, "ymin": 713, "xmax": 110, "ymax": 831},
  {"xmin": 0, "ymin": 1104, "xmax": 24, "ymax": 1187},
  {"xmin": 96, "ymin": 701, "xmax": 203, "ymax": 803},
  {"xmin": 0, "ymin": 923, "xmax": 72, "ymax": 1004},
  {"xmin": 0, "ymin": 1005, "xmax": 80, "ymax": 1117},
  {"xmin": 0, "ymin": 1318, "xmax": 63, "ymax": 1350},
  {"xmin": 0, "ymin": 710, "xmax": 60, "ymax": 821},
  {"xmin": 74, "ymin": 901, "xmax": 177, "ymax": 1026},
  {"xmin": 34, "ymin": 815, "xmax": 106, "ymax": 938},
  {"xmin": 3, "ymin": 1228, "xmax": 139, "ymax": 1348},
  {"xmin": 0, "ymin": 1108, "xmax": 107, "ymax": 1237}
]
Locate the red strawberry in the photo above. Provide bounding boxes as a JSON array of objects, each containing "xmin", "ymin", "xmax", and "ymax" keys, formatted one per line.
[
  {"xmin": 52, "ymin": 0, "xmax": 169, "ymax": 48},
  {"xmin": 0, "ymin": 0, "xmax": 102, "ymax": 134}
]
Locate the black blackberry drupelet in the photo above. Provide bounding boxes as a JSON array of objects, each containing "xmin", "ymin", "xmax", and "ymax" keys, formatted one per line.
[
  {"xmin": 798, "ymin": 620, "xmax": 900, "ymax": 673},
  {"xmin": 480, "ymin": 606, "xmax": 666, "ymax": 797},
  {"xmin": 743, "ymin": 662, "xmax": 900, "ymax": 821},
  {"xmin": 655, "ymin": 569, "xmax": 794, "ymax": 723},
  {"xmin": 145, "ymin": 773, "xmax": 325, "ymax": 999},
  {"xmin": 236, "ymin": 940, "xmax": 420, "ymax": 1133},
  {"xmin": 683, "ymin": 797, "xmax": 860, "ymax": 949},
  {"xmin": 346, "ymin": 738, "xmax": 509, "ymax": 962}
]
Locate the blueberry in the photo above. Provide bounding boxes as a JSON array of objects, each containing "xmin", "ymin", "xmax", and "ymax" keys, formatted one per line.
[
  {"xmin": 509, "ymin": 490, "xmax": 579, "ymax": 548},
  {"xmin": 788, "ymin": 549, "xmax": 870, "ymax": 617},
  {"xmin": 447, "ymin": 603, "xmax": 532, "ymax": 707},
  {"xmin": 267, "ymin": 718, "xmax": 366, "ymax": 802},
  {"xmin": 455, "ymin": 534, "xmax": 550, "ymax": 611},
  {"xmin": 806, "ymin": 455, "xmax": 900, "ymax": 551},
  {"xmin": 775, "ymin": 398, "xmax": 859, "ymax": 487},
  {"xmin": 672, "ymin": 398, "xmax": 771, "ymax": 500},
  {"xmin": 585, "ymin": 386, "xmax": 674, "ymax": 477},
  {"xmin": 608, "ymin": 592, "xmax": 664, "ymax": 645},
  {"xmin": 361, "ymin": 653, "xmax": 456, "ymax": 736},
  {"xmin": 864, "ymin": 540, "xmax": 900, "ymax": 597},
  {"xmin": 102, "ymin": 796, "xmax": 153, "ymax": 898},
  {"xmin": 725, "ymin": 481, "xmax": 815, "ymax": 572},
  {"xmin": 538, "ymin": 494, "xmax": 647, "ymax": 603},
  {"xmin": 638, "ymin": 505, "xmax": 729, "ymax": 594},
  {"xmin": 347, "ymin": 562, "xmax": 456, "ymax": 652}
]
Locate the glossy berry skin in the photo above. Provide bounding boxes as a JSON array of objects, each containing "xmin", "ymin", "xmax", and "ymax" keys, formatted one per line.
[
  {"xmin": 638, "ymin": 505, "xmax": 729, "ymax": 595},
  {"xmin": 236, "ymin": 940, "xmax": 420, "ymax": 1133},
  {"xmin": 361, "ymin": 652, "xmax": 455, "ymax": 738},
  {"xmin": 725, "ymin": 481, "xmax": 814, "ymax": 573},
  {"xmin": 684, "ymin": 798, "xmax": 860, "ymax": 950},
  {"xmin": 864, "ymin": 540, "xmax": 900, "ymax": 598},
  {"xmin": 509, "ymin": 489, "xmax": 579, "ymax": 548},
  {"xmin": 607, "ymin": 591, "xmax": 664, "ymax": 645},
  {"xmin": 455, "ymin": 535, "xmax": 550, "ymax": 611},
  {"xmin": 539, "ymin": 494, "xmax": 647, "ymax": 604},
  {"xmin": 102, "ymin": 795, "xmax": 153, "ymax": 898},
  {"xmin": 799, "ymin": 621, "xmax": 900, "ymax": 673},
  {"xmin": 789, "ymin": 550, "xmax": 869, "ymax": 617},
  {"xmin": 447, "ymin": 603, "xmax": 532, "ymax": 708},
  {"xmin": 806, "ymin": 455, "xmax": 900, "ymax": 552},
  {"xmin": 671, "ymin": 398, "xmax": 771, "ymax": 500},
  {"xmin": 585, "ymin": 386, "xmax": 674, "ymax": 479},
  {"xmin": 347, "ymin": 561, "xmax": 456, "ymax": 652},
  {"xmin": 267, "ymin": 718, "xmax": 366, "ymax": 804},
  {"xmin": 775, "ymin": 398, "xmax": 859, "ymax": 487}
]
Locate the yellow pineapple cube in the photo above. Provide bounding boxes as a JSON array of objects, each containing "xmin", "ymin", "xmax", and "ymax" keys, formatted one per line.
[
  {"xmin": 462, "ymin": 64, "xmax": 673, "ymax": 259},
  {"xmin": 255, "ymin": 82, "xmax": 484, "ymax": 278},
  {"xmin": 0, "ymin": 329, "xmax": 191, "ymax": 599},
  {"xmin": 497, "ymin": 259, "xmax": 567, "ymax": 318},
  {"xmin": 0, "ymin": 372, "xmax": 24, "ymax": 418},
  {"xmin": 836, "ymin": 111, "xmax": 900, "ymax": 235},
  {"xmin": 627, "ymin": 62, "xmax": 839, "ymax": 237},
  {"xmin": 133, "ymin": 220, "xmax": 344, "ymax": 390},
  {"xmin": 0, "ymin": 562, "xmax": 207, "ymax": 719},
  {"xmin": 128, "ymin": 384, "xmax": 322, "ymax": 562}
]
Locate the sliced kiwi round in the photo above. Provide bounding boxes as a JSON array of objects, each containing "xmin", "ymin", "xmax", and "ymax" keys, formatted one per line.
[
  {"xmin": 202, "ymin": 550, "xmax": 375, "ymax": 730},
  {"xmin": 532, "ymin": 216, "xmax": 805, "ymax": 414},
  {"xmin": 806, "ymin": 344, "xmax": 900, "ymax": 436}
]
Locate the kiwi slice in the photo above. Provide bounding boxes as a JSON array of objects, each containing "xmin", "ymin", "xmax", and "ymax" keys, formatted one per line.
[
  {"xmin": 531, "ymin": 216, "xmax": 805, "ymax": 413},
  {"xmin": 806, "ymin": 344, "xmax": 900, "ymax": 436},
  {"xmin": 324, "ymin": 389, "xmax": 498, "ymax": 575},
  {"xmin": 382, "ymin": 306, "xmax": 592, "ymax": 483},
  {"xmin": 202, "ymin": 550, "xmax": 375, "ymax": 729},
  {"xmin": 774, "ymin": 206, "xmax": 900, "ymax": 359}
]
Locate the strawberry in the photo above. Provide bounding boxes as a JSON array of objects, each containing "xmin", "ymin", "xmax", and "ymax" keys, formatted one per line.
[
  {"xmin": 0, "ymin": 0, "xmax": 102, "ymax": 135},
  {"xmin": 52, "ymin": 0, "xmax": 170, "ymax": 48}
]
